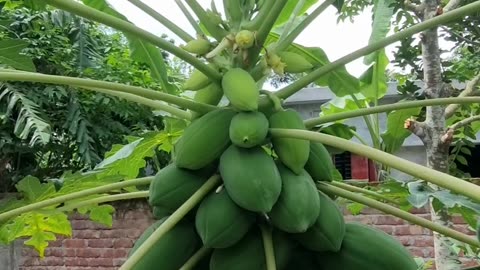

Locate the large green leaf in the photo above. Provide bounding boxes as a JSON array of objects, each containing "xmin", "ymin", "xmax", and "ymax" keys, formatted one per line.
[
  {"xmin": 274, "ymin": 0, "xmax": 318, "ymax": 27},
  {"xmin": 364, "ymin": 0, "xmax": 395, "ymax": 64},
  {"xmin": 0, "ymin": 39, "xmax": 35, "ymax": 71},
  {"xmin": 82, "ymin": 0, "xmax": 176, "ymax": 93},
  {"xmin": 359, "ymin": 50, "xmax": 389, "ymax": 100},
  {"xmin": 381, "ymin": 106, "xmax": 421, "ymax": 154}
]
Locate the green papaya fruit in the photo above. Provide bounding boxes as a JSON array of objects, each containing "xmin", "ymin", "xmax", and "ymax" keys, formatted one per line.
[
  {"xmin": 222, "ymin": 68, "xmax": 259, "ymax": 111},
  {"xmin": 152, "ymin": 206, "xmax": 170, "ymax": 220},
  {"xmin": 278, "ymin": 51, "xmax": 313, "ymax": 73},
  {"xmin": 272, "ymin": 229, "xmax": 296, "ymax": 269},
  {"xmin": 229, "ymin": 111, "xmax": 269, "ymax": 148},
  {"xmin": 183, "ymin": 68, "xmax": 211, "ymax": 91},
  {"xmin": 268, "ymin": 165, "xmax": 320, "ymax": 233},
  {"xmin": 293, "ymin": 191, "xmax": 345, "ymax": 252},
  {"xmin": 285, "ymin": 248, "xmax": 318, "ymax": 270},
  {"xmin": 210, "ymin": 229, "xmax": 264, "ymax": 270},
  {"xmin": 174, "ymin": 109, "xmax": 236, "ymax": 170},
  {"xmin": 269, "ymin": 109, "xmax": 310, "ymax": 175},
  {"xmin": 190, "ymin": 83, "xmax": 224, "ymax": 119},
  {"xmin": 128, "ymin": 217, "xmax": 200, "ymax": 270},
  {"xmin": 195, "ymin": 189, "xmax": 256, "ymax": 248},
  {"xmin": 305, "ymin": 142, "xmax": 334, "ymax": 182},
  {"xmin": 182, "ymin": 38, "xmax": 211, "ymax": 55},
  {"xmin": 315, "ymin": 223, "xmax": 418, "ymax": 270},
  {"xmin": 219, "ymin": 145, "xmax": 282, "ymax": 212},
  {"xmin": 148, "ymin": 164, "xmax": 206, "ymax": 211}
]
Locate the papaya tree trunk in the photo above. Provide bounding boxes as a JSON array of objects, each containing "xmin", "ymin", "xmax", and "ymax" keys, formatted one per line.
[{"xmin": 409, "ymin": 0, "xmax": 461, "ymax": 269}]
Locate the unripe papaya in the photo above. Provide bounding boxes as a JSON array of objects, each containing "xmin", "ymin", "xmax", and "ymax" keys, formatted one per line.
[
  {"xmin": 268, "ymin": 164, "xmax": 320, "ymax": 233},
  {"xmin": 278, "ymin": 51, "xmax": 313, "ymax": 73},
  {"xmin": 235, "ymin": 30, "xmax": 255, "ymax": 49},
  {"xmin": 305, "ymin": 142, "xmax": 334, "ymax": 182},
  {"xmin": 182, "ymin": 38, "xmax": 211, "ymax": 55},
  {"xmin": 222, "ymin": 68, "xmax": 259, "ymax": 111},
  {"xmin": 174, "ymin": 109, "xmax": 236, "ymax": 170},
  {"xmin": 148, "ymin": 164, "xmax": 206, "ymax": 211},
  {"xmin": 128, "ymin": 217, "xmax": 200, "ymax": 270},
  {"xmin": 183, "ymin": 68, "xmax": 211, "ymax": 91},
  {"xmin": 190, "ymin": 83, "xmax": 224, "ymax": 119},
  {"xmin": 229, "ymin": 111, "xmax": 269, "ymax": 148},
  {"xmin": 285, "ymin": 248, "xmax": 318, "ymax": 270},
  {"xmin": 219, "ymin": 145, "xmax": 282, "ymax": 212},
  {"xmin": 316, "ymin": 223, "xmax": 418, "ymax": 270},
  {"xmin": 293, "ymin": 191, "xmax": 345, "ymax": 252},
  {"xmin": 272, "ymin": 229, "xmax": 296, "ymax": 269},
  {"xmin": 210, "ymin": 229, "xmax": 264, "ymax": 270},
  {"xmin": 269, "ymin": 109, "xmax": 310, "ymax": 175},
  {"xmin": 152, "ymin": 206, "xmax": 170, "ymax": 220},
  {"xmin": 195, "ymin": 189, "xmax": 256, "ymax": 248}
]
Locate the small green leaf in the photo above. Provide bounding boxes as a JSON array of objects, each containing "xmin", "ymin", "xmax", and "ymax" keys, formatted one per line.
[
  {"xmin": 460, "ymin": 147, "xmax": 472, "ymax": 156},
  {"xmin": 347, "ymin": 202, "xmax": 365, "ymax": 215},
  {"xmin": 456, "ymin": 155, "xmax": 469, "ymax": 166},
  {"xmin": 78, "ymin": 204, "xmax": 115, "ymax": 227},
  {"xmin": 0, "ymin": 39, "xmax": 36, "ymax": 71}
]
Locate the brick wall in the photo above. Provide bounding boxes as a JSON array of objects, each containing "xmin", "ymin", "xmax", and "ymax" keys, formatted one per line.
[{"xmin": 18, "ymin": 199, "xmax": 479, "ymax": 270}]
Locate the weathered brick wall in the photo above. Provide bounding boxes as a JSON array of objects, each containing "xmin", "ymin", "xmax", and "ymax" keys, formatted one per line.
[{"xmin": 18, "ymin": 199, "xmax": 478, "ymax": 270}]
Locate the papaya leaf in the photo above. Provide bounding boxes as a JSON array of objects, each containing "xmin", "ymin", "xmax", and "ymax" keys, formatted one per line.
[
  {"xmin": 320, "ymin": 94, "xmax": 367, "ymax": 117},
  {"xmin": 82, "ymin": 0, "xmax": 176, "ymax": 93},
  {"xmin": 381, "ymin": 106, "xmax": 421, "ymax": 154},
  {"xmin": 364, "ymin": 0, "xmax": 395, "ymax": 64},
  {"xmin": 0, "ymin": 39, "xmax": 36, "ymax": 71},
  {"xmin": 78, "ymin": 204, "xmax": 115, "ymax": 227},
  {"xmin": 15, "ymin": 176, "xmax": 56, "ymax": 203},
  {"xmin": 346, "ymin": 202, "xmax": 365, "ymax": 215},
  {"xmin": 359, "ymin": 50, "xmax": 389, "ymax": 100}
]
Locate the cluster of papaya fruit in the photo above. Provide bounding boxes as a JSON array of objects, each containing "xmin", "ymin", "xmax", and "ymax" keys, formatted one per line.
[{"xmin": 126, "ymin": 64, "xmax": 418, "ymax": 269}]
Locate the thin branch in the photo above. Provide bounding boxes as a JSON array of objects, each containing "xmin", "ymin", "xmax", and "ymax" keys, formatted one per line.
[
  {"xmin": 270, "ymin": 0, "xmax": 480, "ymax": 101},
  {"xmin": 304, "ymin": 97, "xmax": 480, "ymax": 128},
  {"xmin": 449, "ymin": 115, "xmax": 480, "ymax": 130},
  {"xmin": 443, "ymin": 0, "xmax": 462, "ymax": 13},
  {"xmin": 42, "ymin": 0, "xmax": 222, "ymax": 81},
  {"xmin": 127, "ymin": 0, "xmax": 194, "ymax": 42},
  {"xmin": 445, "ymin": 74, "xmax": 480, "ymax": 118},
  {"xmin": 119, "ymin": 175, "xmax": 221, "ymax": 270},
  {"xmin": 0, "ymin": 177, "xmax": 153, "ymax": 223},
  {"xmin": 268, "ymin": 128, "xmax": 480, "ymax": 202},
  {"xmin": 317, "ymin": 182, "xmax": 480, "ymax": 247},
  {"xmin": 404, "ymin": 0, "xmax": 424, "ymax": 17}
]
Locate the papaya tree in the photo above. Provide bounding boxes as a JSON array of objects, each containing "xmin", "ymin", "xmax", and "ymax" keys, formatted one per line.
[{"xmin": 1, "ymin": 0, "xmax": 480, "ymax": 269}]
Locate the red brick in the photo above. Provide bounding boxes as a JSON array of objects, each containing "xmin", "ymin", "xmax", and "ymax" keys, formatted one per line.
[
  {"xmin": 64, "ymin": 248, "xmax": 76, "ymax": 257},
  {"xmin": 63, "ymin": 239, "xmax": 86, "ymax": 248},
  {"xmin": 88, "ymin": 239, "xmax": 114, "ymax": 248},
  {"xmin": 113, "ymin": 238, "xmax": 134, "ymax": 248},
  {"xmin": 100, "ymin": 229, "xmax": 125, "ymax": 238},
  {"xmin": 38, "ymin": 257, "xmax": 64, "ymax": 266},
  {"xmin": 408, "ymin": 247, "xmax": 434, "ymax": 258},
  {"xmin": 375, "ymin": 215, "xmax": 406, "ymax": 225},
  {"xmin": 114, "ymin": 248, "xmax": 128, "ymax": 258},
  {"xmin": 373, "ymin": 225, "xmax": 394, "ymax": 234},
  {"xmin": 73, "ymin": 229, "xmax": 100, "ymax": 239},
  {"xmin": 413, "ymin": 236, "xmax": 434, "ymax": 247},
  {"xmin": 44, "ymin": 248, "xmax": 64, "ymax": 257},
  {"xmin": 86, "ymin": 258, "xmax": 114, "ymax": 267},
  {"xmin": 113, "ymin": 258, "xmax": 126, "ymax": 267},
  {"xmin": 75, "ymin": 248, "xmax": 102, "ymax": 258}
]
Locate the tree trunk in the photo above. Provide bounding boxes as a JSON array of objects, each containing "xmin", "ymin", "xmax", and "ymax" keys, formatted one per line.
[{"xmin": 420, "ymin": 0, "xmax": 461, "ymax": 269}]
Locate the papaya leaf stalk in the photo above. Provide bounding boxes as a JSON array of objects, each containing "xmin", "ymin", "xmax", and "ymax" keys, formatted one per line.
[
  {"xmin": 317, "ymin": 182, "xmax": 480, "ymax": 248},
  {"xmin": 41, "ymin": 0, "xmax": 222, "ymax": 81},
  {"xmin": 329, "ymin": 181, "xmax": 400, "ymax": 205},
  {"xmin": 119, "ymin": 175, "xmax": 221, "ymax": 270},
  {"xmin": 175, "ymin": 0, "xmax": 204, "ymax": 35},
  {"xmin": 185, "ymin": 0, "xmax": 228, "ymax": 41},
  {"xmin": 260, "ymin": 224, "xmax": 277, "ymax": 270},
  {"xmin": 0, "ymin": 71, "xmax": 215, "ymax": 114},
  {"xmin": 269, "ymin": 129, "xmax": 480, "ymax": 202},
  {"xmin": 0, "ymin": 177, "xmax": 154, "ymax": 223},
  {"xmin": 179, "ymin": 247, "xmax": 212, "ymax": 270},
  {"xmin": 273, "ymin": 0, "xmax": 480, "ymax": 100},
  {"xmin": 304, "ymin": 97, "xmax": 480, "ymax": 128},
  {"xmin": 57, "ymin": 192, "xmax": 149, "ymax": 212}
]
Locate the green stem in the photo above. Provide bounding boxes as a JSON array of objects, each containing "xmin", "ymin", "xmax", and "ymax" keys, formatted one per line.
[
  {"xmin": 58, "ymin": 191, "xmax": 149, "ymax": 212},
  {"xmin": 274, "ymin": 0, "xmax": 480, "ymax": 100},
  {"xmin": 0, "ymin": 71, "xmax": 215, "ymax": 114},
  {"xmin": 278, "ymin": 0, "xmax": 306, "ymax": 42},
  {"xmin": 260, "ymin": 224, "xmax": 276, "ymax": 270},
  {"xmin": 175, "ymin": 0, "xmax": 204, "ymax": 35},
  {"xmin": 317, "ymin": 182, "xmax": 480, "ymax": 247},
  {"xmin": 179, "ymin": 247, "xmax": 212, "ymax": 270},
  {"xmin": 242, "ymin": 0, "xmax": 275, "ymax": 30},
  {"xmin": 89, "ymin": 88, "xmax": 192, "ymax": 120},
  {"xmin": 41, "ymin": 0, "xmax": 221, "ymax": 81},
  {"xmin": 276, "ymin": 0, "xmax": 335, "ymax": 52},
  {"xmin": 329, "ymin": 181, "xmax": 399, "ymax": 205},
  {"xmin": 0, "ymin": 177, "xmax": 153, "ymax": 223},
  {"xmin": 260, "ymin": 90, "xmax": 283, "ymax": 111},
  {"xmin": 119, "ymin": 175, "xmax": 221, "ymax": 270},
  {"xmin": 127, "ymin": 0, "xmax": 194, "ymax": 42},
  {"xmin": 351, "ymin": 95, "xmax": 380, "ymax": 148},
  {"xmin": 349, "ymin": 129, "xmax": 369, "ymax": 146},
  {"xmin": 185, "ymin": 0, "xmax": 228, "ymax": 41},
  {"xmin": 304, "ymin": 97, "xmax": 480, "ymax": 128},
  {"xmin": 249, "ymin": 0, "xmax": 288, "ymax": 65},
  {"xmin": 268, "ymin": 129, "xmax": 480, "ymax": 202}
]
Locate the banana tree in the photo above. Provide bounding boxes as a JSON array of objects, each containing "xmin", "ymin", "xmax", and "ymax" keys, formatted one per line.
[{"xmin": 1, "ymin": 0, "xmax": 480, "ymax": 269}]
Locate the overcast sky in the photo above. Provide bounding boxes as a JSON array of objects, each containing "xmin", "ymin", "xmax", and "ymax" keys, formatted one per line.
[{"xmin": 107, "ymin": 0, "xmax": 382, "ymax": 77}]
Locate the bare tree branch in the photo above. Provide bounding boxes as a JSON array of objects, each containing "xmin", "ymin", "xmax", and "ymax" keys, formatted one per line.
[
  {"xmin": 443, "ymin": 0, "xmax": 462, "ymax": 13},
  {"xmin": 405, "ymin": 118, "xmax": 428, "ymax": 141},
  {"xmin": 441, "ymin": 115, "xmax": 480, "ymax": 143},
  {"xmin": 404, "ymin": 0, "xmax": 425, "ymax": 17},
  {"xmin": 441, "ymin": 26, "xmax": 480, "ymax": 46},
  {"xmin": 445, "ymin": 73, "xmax": 480, "ymax": 118}
]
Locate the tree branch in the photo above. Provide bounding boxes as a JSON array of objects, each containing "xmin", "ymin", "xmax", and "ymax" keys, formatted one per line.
[
  {"xmin": 441, "ymin": 26, "xmax": 480, "ymax": 46},
  {"xmin": 404, "ymin": 118, "xmax": 428, "ymax": 142},
  {"xmin": 404, "ymin": 0, "xmax": 425, "ymax": 17},
  {"xmin": 443, "ymin": 0, "xmax": 462, "ymax": 13},
  {"xmin": 442, "ymin": 114, "xmax": 480, "ymax": 143},
  {"xmin": 445, "ymin": 73, "xmax": 480, "ymax": 118}
]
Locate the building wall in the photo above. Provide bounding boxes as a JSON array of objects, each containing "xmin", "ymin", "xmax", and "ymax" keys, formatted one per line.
[{"xmin": 14, "ymin": 200, "xmax": 479, "ymax": 270}]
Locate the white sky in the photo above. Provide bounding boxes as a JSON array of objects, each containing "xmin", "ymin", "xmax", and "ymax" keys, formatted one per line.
[{"xmin": 108, "ymin": 0, "xmax": 379, "ymax": 77}]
